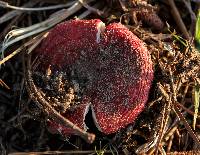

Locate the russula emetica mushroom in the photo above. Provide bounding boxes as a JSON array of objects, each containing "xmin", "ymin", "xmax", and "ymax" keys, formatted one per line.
[{"xmin": 31, "ymin": 19, "xmax": 154, "ymax": 135}]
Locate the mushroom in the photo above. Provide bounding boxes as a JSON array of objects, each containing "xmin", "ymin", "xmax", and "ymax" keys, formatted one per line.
[{"xmin": 30, "ymin": 19, "xmax": 154, "ymax": 135}]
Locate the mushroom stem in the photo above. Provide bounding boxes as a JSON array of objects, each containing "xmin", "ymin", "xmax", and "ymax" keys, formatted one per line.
[{"xmin": 25, "ymin": 54, "xmax": 95, "ymax": 144}]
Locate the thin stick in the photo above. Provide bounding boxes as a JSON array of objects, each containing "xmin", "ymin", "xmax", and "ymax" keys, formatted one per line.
[
  {"xmin": 173, "ymin": 103, "xmax": 200, "ymax": 149},
  {"xmin": 167, "ymin": 0, "xmax": 190, "ymax": 40},
  {"xmin": 77, "ymin": 1, "xmax": 103, "ymax": 19},
  {"xmin": 176, "ymin": 102, "xmax": 200, "ymax": 119},
  {"xmin": 78, "ymin": 0, "xmax": 104, "ymax": 16},
  {"xmin": 182, "ymin": 0, "xmax": 196, "ymax": 35},
  {"xmin": 0, "ymin": 79, "xmax": 10, "ymax": 89},
  {"xmin": 9, "ymin": 150, "xmax": 115, "ymax": 155}
]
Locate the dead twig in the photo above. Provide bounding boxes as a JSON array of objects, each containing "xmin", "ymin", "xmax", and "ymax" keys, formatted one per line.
[
  {"xmin": 173, "ymin": 103, "xmax": 200, "ymax": 149},
  {"xmin": 77, "ymin": 1, "xmax": 104, "ymax": 19},
  {"xmin": 155, "ymin": 83, "xmax": 172, "ymax": 155},
  {"xmin": 167, "ymin": 0, "xmax": 190, "ymax": 40},
  {"xmin": 182, "ymin": 0, "xmax": 196, "ymax": 35},
  {"xmin": 78, "ymin": 0, "xmax": 104, "ymax": 16},
  {"xmin": 25, "ymin": 54, "xmax": 95, "ymax": 144},
  {"xmin": 176, "ymin": 102, "xmax": 200, "ymax": 119},
  {"xmin": 9, "ymin": 150, "xmax": 116, "ymax": 155},
  {"xmin": 0, "ymin": 79, "xmax": 10, "ymax": 89}
]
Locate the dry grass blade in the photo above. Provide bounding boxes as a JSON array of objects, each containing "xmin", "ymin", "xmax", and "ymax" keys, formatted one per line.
[
  {"xmin": 135, "ymin": 133, "xmax": 159, "ymax": 154},
  {"xmin": 27, "ymin": 32, "xmax": 49, "ymax": 54},
  {"xmin": 0, "ymin": 0, "xmax": 76, "ymax": 11},
  {"xmin": 0, "ymin": 79, "xmax": 10, "ymax": 89},
  {"xmin": 0, "ymin": 33, "xmax": 46, "ymax": 65},
  {"xmin": 0, "ymin": 1, "xmax": 37, "ymax": 24},
  {"xmin": 0, "ymin": 0, "xmax": 94, "ymax": 59},
  {"xmin": 1, "ymin": 2, "xmax": 82, "ymax": 53}
]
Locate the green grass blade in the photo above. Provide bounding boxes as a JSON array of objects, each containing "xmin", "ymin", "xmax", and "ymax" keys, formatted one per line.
[
  {"xmin": 193, "ymin": 82, "xmax": 200, "ymax": 130},
  {"xmin": 194, "ymin": 11, "xmax": 200, "ymax": 128},
  {"xmin": 195, "ymin": 10, "xmax": 200, "ymax": 51}
]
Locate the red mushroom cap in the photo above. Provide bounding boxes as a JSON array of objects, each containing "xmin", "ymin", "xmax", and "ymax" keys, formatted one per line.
[{"xmin": 34, "ymin": 19, "xmax": 154, "ymax": 135}]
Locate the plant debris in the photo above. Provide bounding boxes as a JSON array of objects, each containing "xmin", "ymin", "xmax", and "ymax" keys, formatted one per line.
[{"xmin": 0, "ymin": 0, "xmax": 200, "ymax": 154}]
